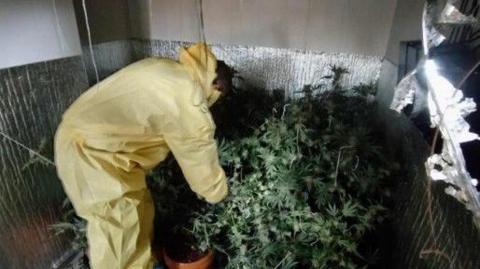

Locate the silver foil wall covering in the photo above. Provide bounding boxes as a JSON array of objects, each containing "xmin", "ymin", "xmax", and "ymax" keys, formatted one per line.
[
  {"xmin": 131, "ymin": 39, "xmax": 382, "ymax": 97},
  {"xmin": 0, "ymin": 56, "xmax": 88, "ymax": 269},
  {"xmin": 390, "ymin": 0, "xmax": 480, "ymax": 222}
]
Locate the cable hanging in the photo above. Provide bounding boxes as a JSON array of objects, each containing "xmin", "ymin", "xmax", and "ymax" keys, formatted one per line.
[{"xmin": 82, "ymin": 0, "xmax": 99, "ymax": 84}]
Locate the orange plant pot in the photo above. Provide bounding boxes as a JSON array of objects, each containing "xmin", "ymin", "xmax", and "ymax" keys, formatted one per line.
[{"xmin": 163, "ymin": 249, "xmax": 214, "ymax": 269}]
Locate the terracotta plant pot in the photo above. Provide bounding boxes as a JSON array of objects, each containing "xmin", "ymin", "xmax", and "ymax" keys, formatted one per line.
[{"xmin": 163, "ymin": 249, "xmax": 214, "ymax": 269}]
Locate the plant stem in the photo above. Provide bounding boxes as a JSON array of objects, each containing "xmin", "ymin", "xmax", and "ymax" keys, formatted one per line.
[
  {"xmin": 274, "ymin": 252, "xmax": 292, "ymax": 269},
  {"xmin": 334, "ymin": 146, "xmax": 354, "ymax": 187}
]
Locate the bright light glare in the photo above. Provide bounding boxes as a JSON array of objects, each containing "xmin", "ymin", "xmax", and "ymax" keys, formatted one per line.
[
  {"xmin": 425, "ymin": 59, "xmax": 479, "ymax": 143},
  {"xmin": 425, "ymin": 59, "xmax": 459, "ymax": 105},
  {"xmin": 425, "ymin": 59, "xmax": 457, "ymax": 127}
]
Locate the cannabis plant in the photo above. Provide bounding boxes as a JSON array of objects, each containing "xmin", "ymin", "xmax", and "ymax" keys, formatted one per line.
[
  {"xmin": 50, "ymin": 199, "xmax": 88, "ymax": 251},
  {"xmin": 186, "ymin": 68, "xmax": 394, "ymax": 268},
  {"xmin": 52, "ymin": 66, "xmax": 395, "ymax": 268}
]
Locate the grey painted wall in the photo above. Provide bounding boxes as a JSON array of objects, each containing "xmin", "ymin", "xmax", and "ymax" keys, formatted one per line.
[
  {"xmin": 377, "ymin": 0, "xmax": 425, "ymax": 107},
  {"xmin": 0, "ymin": 0, "xmax": 82, "ymax": 69},
  {"xmin": 377, "ymin": 59, "xmax": 400, "ymax": 107},
  {"xmin": 128, "ymin": 0, "xmax": 398, "ymax": 57},
  {"xmin": 82, "ymin": 40, "xmax": 133, "ymax": 85},
  {"xmin": 384, "ymin": 0, "xmax": 425, "ymax": 64},
  {"xmin": 73, "ymin": 0, "xmax": 131, "ymax": 45}
]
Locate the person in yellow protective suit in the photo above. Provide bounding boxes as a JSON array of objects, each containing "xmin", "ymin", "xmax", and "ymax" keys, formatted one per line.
[{"xmin": 54, "ymin": 43, "xmax": 232, "ymax": 269}]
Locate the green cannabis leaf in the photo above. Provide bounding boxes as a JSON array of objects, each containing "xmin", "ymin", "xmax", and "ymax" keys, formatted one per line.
[{"xmin": 53, "ymin": 66, "xmax": 397, "ymax": 269}]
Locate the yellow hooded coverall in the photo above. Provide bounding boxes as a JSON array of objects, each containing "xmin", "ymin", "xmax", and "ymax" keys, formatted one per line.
[{"xmin": 54, "ymin": 43, "xmax": 228, "ymax": 269}]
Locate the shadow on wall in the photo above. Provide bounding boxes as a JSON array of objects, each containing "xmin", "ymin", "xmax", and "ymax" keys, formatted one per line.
[{"xmin": 378, "ymin": 106, "xmax": 480, "ymax": 269}]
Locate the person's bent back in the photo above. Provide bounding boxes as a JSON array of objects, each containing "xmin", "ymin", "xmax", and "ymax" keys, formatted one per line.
[{"xmin": 54, "ymin": 43, "xmax": 229, "ymax": 269}]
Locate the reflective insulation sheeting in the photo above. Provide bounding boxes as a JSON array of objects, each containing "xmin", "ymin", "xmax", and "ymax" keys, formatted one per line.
[
  {"xmin": 0, "ymin": 57, "xmax": 88, "ymax": 269},
  {"xmin": 131, "ymin": 39, "xmax": 382, "ymax": 97},
  {"xmin": 390, "ymin": 69, "xmax": 423, "ymax": 112}
]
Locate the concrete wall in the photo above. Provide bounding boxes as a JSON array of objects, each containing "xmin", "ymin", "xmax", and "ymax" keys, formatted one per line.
[
  {"xmin": 377, "ymin": 0, "xmax": 425, "ymax": 107},
  {"xmin": 73, "ymin": 0, "xmax": 131, "ymax": 45},
  {"xmin": 0, "ymin": 0, "xmax": 82, "ymax": 69},
  {"xmin": 73, "ymin": 0, "xmax": 133, "ymax": 84},
  {"xmin": 384, "ymin": 0, "xmax": 425, "ymax": 64},
  {"xmin": 128, "ymin": 0, "xmax": 397, "ymax": 57},
  {"xmin": 127, "ymin": 0, "xmax": 151, "ymax": 40}
]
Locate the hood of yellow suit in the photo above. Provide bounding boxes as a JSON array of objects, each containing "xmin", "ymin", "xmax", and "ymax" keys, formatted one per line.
[{"xmin": 179, "ymin": 43, "xmax": 222, "ymax": 107}]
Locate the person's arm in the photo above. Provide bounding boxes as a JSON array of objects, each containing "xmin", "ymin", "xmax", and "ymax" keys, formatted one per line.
[{"xmin": 163, "ymin": 111, "xmax": 228, "ymax": 204}]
